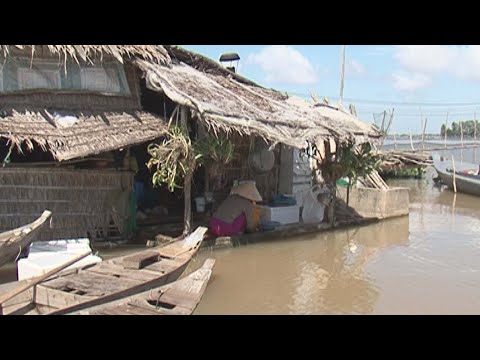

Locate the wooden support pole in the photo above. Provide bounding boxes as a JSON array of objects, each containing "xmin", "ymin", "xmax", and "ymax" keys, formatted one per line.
[
  {"xmin": 460, "ymin": 121, "xmax": 464, "ymax": 146},
  {"xmin": 339, "ymin": 45, "xmax": 346, "ymax": 107},
  {"xmin": 422, "ymin": 118, "xmax": 428, "ymax": 151},
  {"xmin": 181, "ymin": 106, "xmax": 192, "ymax": 236},
  {"xmin": 410, "ymin": 131, "xmax": 415, "ymax": 151},
  {"xmin": 445, "ymin": 112, "xmax": 449, "ymax": 149},
  {"xmin": 475, "ymin": 112, "xmax": 477, "ymax": 144},
  {"xmin": 452, "ymin": 155, "xmax": 457, "ymax": 193},
  {"xmin": 475, "ymin": 112, "xmax": 477, "ymax": 163},
  {"xmin": 460, "ymin": 121, "xmax": 464, "ymax": 163}
]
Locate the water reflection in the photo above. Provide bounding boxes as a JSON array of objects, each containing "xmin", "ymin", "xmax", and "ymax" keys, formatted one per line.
[{"xmin": 193, "ymin": 216, "xmax": 410, "ymax": 315}]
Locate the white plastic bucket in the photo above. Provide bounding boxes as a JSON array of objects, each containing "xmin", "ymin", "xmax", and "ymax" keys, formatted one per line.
[{"xmin": 195, "ymin": 197, "xmax": 206, "ymax": 212}]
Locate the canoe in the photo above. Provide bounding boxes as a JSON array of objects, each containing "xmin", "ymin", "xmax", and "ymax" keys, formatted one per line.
[
  {"xmin": 60, "ymin": 258, "xmax": 215, "ymax": 315},
  {"xmin": 0, "ymin": 226, "xmax": 208, "ymax": 315},
  {"xmin": 0, "ymin": 210, "xmax": 52, "ymax": 269},
  {"xmin": 433, "ymin": 154, "xmax": 480, "ymax": 196}
]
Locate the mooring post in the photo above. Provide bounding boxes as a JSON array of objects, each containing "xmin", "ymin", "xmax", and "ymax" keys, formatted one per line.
[
  {"xmin": 452, "ymin": 155, "xmax": 457, "ymax": 193},
  {"xmin": 445, "ymin": 112, "xmax": 449, "ymax": 149}
]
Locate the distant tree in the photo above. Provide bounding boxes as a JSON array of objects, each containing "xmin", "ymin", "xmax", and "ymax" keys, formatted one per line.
[{"xmin": 441, "ymin": 120, "xmax": 480, "ymax": 138}]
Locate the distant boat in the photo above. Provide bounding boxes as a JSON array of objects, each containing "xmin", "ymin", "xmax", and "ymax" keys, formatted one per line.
[
  {"xmin": 0, "ymin": 211, "xmax": 52, "ymax": 269},
  {"xmin": 433, "ymin": 154, "xmax": 480, "ymax": 196}
]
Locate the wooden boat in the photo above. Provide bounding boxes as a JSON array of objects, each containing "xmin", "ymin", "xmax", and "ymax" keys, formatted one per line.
[
  {"xmin": 0, "ymin": 210, "xmax": 52, "ymax": 269},
  {"xmin": 433, "ymin": 154, "xmax": 480, "ymax": 196},
  {"xmin": 59, "ymin": 258, "xmax": 215, "ymax": 315},
  {"xmin": 0, "ymin": 226, "xmax": 208, "ymax": 315}
]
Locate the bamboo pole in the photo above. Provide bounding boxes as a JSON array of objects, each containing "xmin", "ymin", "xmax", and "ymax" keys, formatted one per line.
[
  {"xmin": 475, "ymin": 112, "xmax": 477, "ymax": 163},
  {"xmin": 422, "ymin": 118, "xmax": 428, "ymax": 151},
  {"xmin": 452, "ymin": 155, "xmax": 457, "ymax": 193},
  {"xmin": 475, "ymin": 112, "xmax": 477, "ymax": 144},
  {"xmin": 339, "ymin": 45, "xmax": 346, "ymax": 107},
  {"xmin": 460, "ymin": 121, "xmax": 464, "ymax": 163},
  {"xmin": 445, "ymin": 112, "xmax": 449, "ymax": 149},
  {"xmin": 420, "ymin": 111, "xmax": 424, "ymax": 151}
]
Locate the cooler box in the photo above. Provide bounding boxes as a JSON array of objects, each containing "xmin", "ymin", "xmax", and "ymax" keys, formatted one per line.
[
  {"xmin": 17, "ymin": 238, "xmax": 103, "ymax": 281},
  {"xmin": 257, "ymin": 205, "xmax": 300, "ymax": 225}
]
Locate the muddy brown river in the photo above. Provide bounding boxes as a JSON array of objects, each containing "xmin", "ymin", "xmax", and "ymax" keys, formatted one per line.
[
  {"xmin": 1, "ymin": 163, "xmax": 480, "ymax": 314},
  {"xmin": 189, "ymin": 169, "xmax": 480, "ymax": 314}
]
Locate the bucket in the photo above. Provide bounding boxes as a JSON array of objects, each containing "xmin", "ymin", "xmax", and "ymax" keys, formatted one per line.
[{"xmin": 195, "ymin": 197, "xmax": 206, "ymax": 213}]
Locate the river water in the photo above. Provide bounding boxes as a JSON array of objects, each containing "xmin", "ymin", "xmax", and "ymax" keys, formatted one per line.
[
  {"xmin": 2, "ymin": 147, "xmax": 480, "ymax": 314},
  {"xmin": 190, "ymin": 170, "xmax": 480, "ymax": 314}
]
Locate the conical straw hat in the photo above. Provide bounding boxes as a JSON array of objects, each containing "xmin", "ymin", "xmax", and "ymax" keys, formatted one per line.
[{"xmin": 230, "ymin": 182, "xmax": 263, "ymax": 202}]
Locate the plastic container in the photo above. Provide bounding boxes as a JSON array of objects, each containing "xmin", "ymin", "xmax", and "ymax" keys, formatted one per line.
[
  {"xmin": 195, "ymin": 197, "xmax": 206, "ymax": 213},
  {"xmin": 257, "ymin": 205, "xmax": 300, "ymax": 225},
  {"xmin": 302, "ymin": 187, "xmax": 327, "ymax": 224}
]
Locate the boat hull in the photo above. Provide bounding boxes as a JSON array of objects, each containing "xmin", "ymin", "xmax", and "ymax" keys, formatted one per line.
[
  {"xmin": 433, "ymin": 155, "xmax": 480, "ymax": 196},
  {"xmin": 0, "ymin": 211, "xmax": 52, "ymax": 269}
]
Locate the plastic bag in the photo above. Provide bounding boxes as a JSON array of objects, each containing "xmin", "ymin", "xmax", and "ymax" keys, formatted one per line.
[{"xmin": 301, "ymin": 186, "xmax": 326, "ymax": 224}]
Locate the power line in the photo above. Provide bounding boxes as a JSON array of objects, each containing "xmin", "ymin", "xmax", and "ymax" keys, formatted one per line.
[{"xmin": 289, "ymin": 92, "xmax": 480, "ymax": 107}]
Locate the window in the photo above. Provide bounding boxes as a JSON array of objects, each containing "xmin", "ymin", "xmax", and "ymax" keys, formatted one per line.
[
  {"xmin": 17, "ymin": 67, "xmax": 61, "ymax": 90},
  {"xmin": 80, "ymin": 67, "xmax": 121, "ymax": 93},
  {"xmin": 0, "ymin": 57, "xmax": 131, "ymax": 95}
]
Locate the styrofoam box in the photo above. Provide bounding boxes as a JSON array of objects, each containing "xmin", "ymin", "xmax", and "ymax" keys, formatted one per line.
[
  {"xmin": 17, "ymin": 238, "xmax": 103, "ymax": 281},
  {"xmin": 258, "ymin": 205, "xmax": 300, "ymax": 225}
]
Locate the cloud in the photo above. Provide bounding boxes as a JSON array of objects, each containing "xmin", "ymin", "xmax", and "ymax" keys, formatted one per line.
[
  {"xmin": 393, "ymin": 45, "xmax": 480, "ymax": 83},
  {"xmin": 393, "ymin": 72, "xmax": 432, "ymax": 91},
  {"xmin": 394, "ymin": 45, "xmax": 456, "ymax": 73},
  {"xmin": 367, "ymin": 46, "xmax": 393, "ymax": 57},
  {"xmin": 348, "ymin": 59, "xmax": 366, "ymax": 76},
  {"xmin": 246, "ymin": 45, "xmax": 319, "ymax": 85}
]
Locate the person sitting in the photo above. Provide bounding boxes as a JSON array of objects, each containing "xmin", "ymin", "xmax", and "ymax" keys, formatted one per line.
[{"xmin": 208, "ymin": 182, "xmax": 262, "ymax": 237}]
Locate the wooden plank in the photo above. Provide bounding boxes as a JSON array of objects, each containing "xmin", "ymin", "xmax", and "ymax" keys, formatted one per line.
[
  {"xmin": 42, "ymin": 271, "xmax": 140, "ymax": 296},
  {"xmin": 85, "ymin": 263, "xmax": 161, "ymax": 282},
  {"xmin": 143, "ymin": 260, "xmax": 183, "ymax": 274},
  {"xmin": 94, "ymin": 303, "xmax": 162, "ymax": 316},
  {"xmin": 121, "ymin": 250, "xmax": 160, "ymax": 270},
  {"xmin": 35, "ymin": 285, "xmax": 97, "ymax": 309}
]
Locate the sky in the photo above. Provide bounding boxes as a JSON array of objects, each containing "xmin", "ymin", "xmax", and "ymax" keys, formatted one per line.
[{"xmin": 182, "ymin": 45, "xmax": 480, "ymax": 135}]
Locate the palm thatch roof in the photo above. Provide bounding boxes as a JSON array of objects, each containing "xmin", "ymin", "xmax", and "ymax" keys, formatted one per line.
[
  {"xmin": 0, "ymin": 110, "xmax": 167, "ymax": 161},
  {"xmin": 0, "ymin": 45, "xmax": 171, "ymax": 65},
  {"xmin": 0, "ymin": 44, "xmax": 378, "ymax": 161},
  {"xmin": 135, "ymin": 47, "xmax": 379, "ymax": 149}
]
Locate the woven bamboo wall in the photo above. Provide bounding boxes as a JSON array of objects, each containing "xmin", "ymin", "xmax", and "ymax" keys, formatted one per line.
[{"xmin": 0, "ymin": 167, "xmax": 134, "ymax": 241}]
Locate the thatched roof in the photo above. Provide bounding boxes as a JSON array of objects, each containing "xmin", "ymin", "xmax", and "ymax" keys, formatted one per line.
[
  {"xmin": 0, "ymin": 45, "xmax": 171, "ymax": 65},
  {"xmin": 0, "ymin": 44, "xmax": 378, "ymax": 160},
  {"xmin": 135, "ymin": 48, "xmax": 379, "ymax": 149},
  {"xmin": 0, "ymin": 110, "xmax": 167, "ymax": 161}
]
